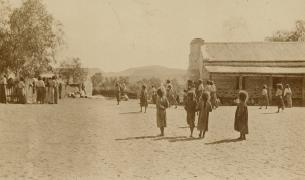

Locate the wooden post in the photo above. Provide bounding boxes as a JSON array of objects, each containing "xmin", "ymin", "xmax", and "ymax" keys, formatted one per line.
[
  {"xmin": 239, "ymin": 75, "xmax": 243, "ymax": 90},
  {"xmin": 302, "ymin": 75, "xmax": 305, "ymax": 106},
  {"xmin": 268, "ymin": 76, "xmax": 273, "ymax": 104}
]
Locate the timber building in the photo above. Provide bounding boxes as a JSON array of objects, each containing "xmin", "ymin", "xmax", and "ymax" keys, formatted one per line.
[{"xmin": 188, "ymin": 38, "xmax": 305, "ymax": 106}]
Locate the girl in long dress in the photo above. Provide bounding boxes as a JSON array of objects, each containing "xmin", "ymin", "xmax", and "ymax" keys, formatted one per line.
[
  {"xmin": 197, "ymin": 91, "xmax": 212, "ymax": 139},
  {"xmin": 234, "ymin": 90, "xmax": 249, "ymax": 140},
  {"xmin": 284, "ymin": 84, "xmax": 292, "ymax": 108},
  {"xmin": 184, "ymin": 86, "xmax": 197, "ymax": 137},
  {"xmin": 36, "ymin": 76, "xmax": 45, "ymax": 104},
  {"xmin": 259, "ymin": 85, "xmax": 269, "ymax": 109},
  {"xmin": 275, "ymin": 84, "xmax": 285, "ymax": 113},
  {"xmin": 139, "ymin": 85, "xmax": 148, "ymax": 113},
  {"xmin": 156, "ymin": 88, "xmax": 169, "ymax": 136},
  {"xmin": 17, "ymin": 78, "xmax": 26, "ymax": 104},
  {"xmin": 115, "ymin": 83, "xmax": 121, "ymax": 105},
  {"xmin": 48, "ymin": 77, "xmax": 55, "ymax": 104}
]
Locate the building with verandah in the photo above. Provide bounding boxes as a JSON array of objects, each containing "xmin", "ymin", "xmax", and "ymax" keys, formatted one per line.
[{"xmin": 188, "ymin": 38, "xmax": 305, "ymax": 106}]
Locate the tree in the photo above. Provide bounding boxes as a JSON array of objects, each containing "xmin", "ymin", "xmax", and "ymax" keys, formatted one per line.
[
  {"xmin": 0, "ymin": 0, "xmax": 11, "ymax": 73},
  {"xmin": 91, "ymin": 72, "xmax": 104, "ymax": 89},
  {"xmin": 5, "ymin": 0, "xmax": 64, "ymax": 77},
  {"xmin": 59, "ymin": 57, "xmax": 88, "ymax": 84},
  {"xmin": 265, "ymin": 20, "xmax": 305, "ymax": 42}
]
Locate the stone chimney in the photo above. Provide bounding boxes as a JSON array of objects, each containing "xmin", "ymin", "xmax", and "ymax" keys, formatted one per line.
[{"xmin": 188, "ymin": 38, "xmax": 204, "ymax": 81}]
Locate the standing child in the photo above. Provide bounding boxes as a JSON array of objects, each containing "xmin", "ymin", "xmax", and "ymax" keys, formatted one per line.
[
  {"xmin": 259, "ymin": 85, "xmax": 269, "ymax": 109},
  {"xmin": 184, "ymin": 86, "xmax": 197, "ymax": 137},
  {"xmin": 283, "ymin": 84, "xmax": 292, "ymax": 108},
  {"xmin": 275, "ymin": 83, "xmax": 284, "ymax": 113},
  {"xmin": 234, "ymin": 90, "xmax": 249, "ymax": 140},
  {"xmin": 115, "ymin": 82, "xmax": 121, "ymax": 105},
  {"xmin": 140, "ymin": 85, "xmax": 148, "ymax": 113},
  {"xmin": 197, "ymin": 91, "xmax": 212, "ymax": 139},
  {"xmin": 156, "ymin": 88, "xmax": 169, "ymax": 136}
]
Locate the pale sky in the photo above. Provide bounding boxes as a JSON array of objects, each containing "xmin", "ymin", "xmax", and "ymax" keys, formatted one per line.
[{"xmin": 11, "ymin": 0, "xmax": 305, "ymax": 72}]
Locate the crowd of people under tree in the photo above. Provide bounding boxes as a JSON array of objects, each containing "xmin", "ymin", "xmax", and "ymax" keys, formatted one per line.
[{"xmin": 0, "ymin": 74, "xmax": 64, "ymax": 104}]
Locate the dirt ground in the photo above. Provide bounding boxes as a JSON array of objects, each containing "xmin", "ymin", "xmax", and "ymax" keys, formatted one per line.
[{"xmin": 0, "ymin": 98, "xmax": 305, "ymax": 180}]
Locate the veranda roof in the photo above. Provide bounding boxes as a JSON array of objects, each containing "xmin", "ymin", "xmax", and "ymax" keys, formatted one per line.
[{"xmin": 205, "ymin": 66, "xmax": 305, "ymax": 75}]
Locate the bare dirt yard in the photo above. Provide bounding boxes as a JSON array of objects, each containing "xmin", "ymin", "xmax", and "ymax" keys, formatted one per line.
[{"xmin": 0, "ymin": 98, "xmax": 305, "ymax": 180}]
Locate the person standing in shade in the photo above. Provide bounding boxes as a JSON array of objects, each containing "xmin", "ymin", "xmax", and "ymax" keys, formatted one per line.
[
  {"xmin": 36, "ymin": 76, "xmax": 45, "ymax": 104},
  {"xmin": 48, "ymin": 77, "xmax": 55, "ymax": 104},
  {"xmin": 115, "ymin": 82, "xmax": 121, "ymax": 105},
  {"xmin": 234, "ymin": 90, "xmax": 249, "ymax": 140},
  {"xmin": 197, "ymin": 91, "xmax": 212, "ymax": 139},
  {"xmin": 156, "ymin": 88, "xmax": 169, "ymax": 136},
  {"xmin": 17, "ymin": 78, "xmax": 26, "ymax": 104},
  {"xmin": 284, "ymin": 84, "xmax": 292, "ymax": 108},
  {"xmin": 184, "ymin": 84, "xmax": 197, "ymax": 137},
  {"xmin": 53, "ymin": 76, "xmax": 59, "ymax": 104},
  {"xmin": 0, "ymin": 75, "xmax": 8, "ymax": 103},
  {"xmin": 259, "ymin": 85, "xmax": 269, "ymax": 109},
  {"xmin": 58, "ymin": 76, "xmax": 63, "ymax": 99},
  {"xmin": 139, "ymin": 85, "xmax": 148, "ymax": 113},
  {"xmin": 275, "ymin": 83, "xmax": 285, "ymax": 113}
]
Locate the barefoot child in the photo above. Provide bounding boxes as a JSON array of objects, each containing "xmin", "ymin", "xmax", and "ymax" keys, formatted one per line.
[
  {"xmin": 115, "ymin": 82, "xmax": 121, "ymax": 105},
  {"xmin": 184, "ymin": 86, "xmax": 197, "ymax": 137},
  {"xmin": 234, "ymin": 90, "xmax": 249, "ymax": 140},
  {"xmin": 275, "ymin": 83, "xmax": 284, "ymax": 113},
  {"xmin": 140, "ymin": 85, "xmax": 148, "ymax": 113},
  {"xmin": 156, "ymin": 88, "xmax": 169, "ymax": 136},
  {"xmin": 197, "ymin": 91, "xmax": 212, "ymax": 138}
]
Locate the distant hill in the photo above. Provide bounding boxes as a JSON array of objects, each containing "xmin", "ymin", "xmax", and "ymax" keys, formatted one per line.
[{"xmin": 105, "ymin": 65, "xmax": 187, "ymax": 82}]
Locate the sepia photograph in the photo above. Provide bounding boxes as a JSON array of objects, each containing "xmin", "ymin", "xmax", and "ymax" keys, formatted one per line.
[{"xmin": 0, "ymin": 0, "xmax": 305, "ymax": 179}]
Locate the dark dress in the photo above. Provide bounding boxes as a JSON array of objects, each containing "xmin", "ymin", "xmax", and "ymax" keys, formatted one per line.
[
  {"xmin": 140, "ymin": 89, "xmax": 148, "ymax": 107},
  {"xmin": 234, "ymin": 102, "xmax": 249, "ymax": 134},
  {"xmin": 275, "ymin": 89, "xmax": 284, "ymax": 109},
  {"xmin": 197, "ymin": 101, "xmax": 212, "ymax": 131},
  {"xmin": 156, "ymin": 96, "xmax": 169, "ymax": 128},
  {"xmin": 115, "ymin": 86, "xmax": 121, "ymax": 102},
  {"xmin": 184, "ymin": 90, "xmax": 197, "ymax": 128}
]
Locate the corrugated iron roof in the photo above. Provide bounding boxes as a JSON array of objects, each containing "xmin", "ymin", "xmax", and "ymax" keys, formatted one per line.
[
  {"xmin": 205, "ymin": 42, "xmax": 305, "ymax": 61},
  {"xmin": 205, "ymin": 66, "xmax": 305, "ymax": 74}
]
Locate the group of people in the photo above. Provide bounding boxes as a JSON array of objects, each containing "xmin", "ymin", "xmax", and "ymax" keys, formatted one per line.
[
  {"xmin": 0, "ymin": 74, "xmax": 63, "ymax": 104},
  {"xmin": 115, "ymin": 79, "xmax": 297, "ymax": 140},
  {"xmin": 138, "ymin": 80, "xmax": 179, "ymax": 113},
  {"xmin": 35, "ymin": 76, "xmax": 63, "ymax": 104},
  {"xmin": 183, "ymin": 79, "xmax": 247, "ymax": 140},
  {"xmin": 0, "ymin": 75, "xmax": 29, "ymax": 104},
  {"xmin": 152, "ymin": 79, "xmax": 247, "ymax": 139},
  {"xmin": 259, "ymin": 83, "xmax": 293, "ymax": 113}
]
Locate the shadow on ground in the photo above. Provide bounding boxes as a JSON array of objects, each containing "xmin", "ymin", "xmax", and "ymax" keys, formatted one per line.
[
  {"xmin": 205, "ymin": 138, "xmax": 243, "ymax": 145},
  {"xmin": 115, "ymin": 135, "xmax": 159, "ymax": 141}
]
